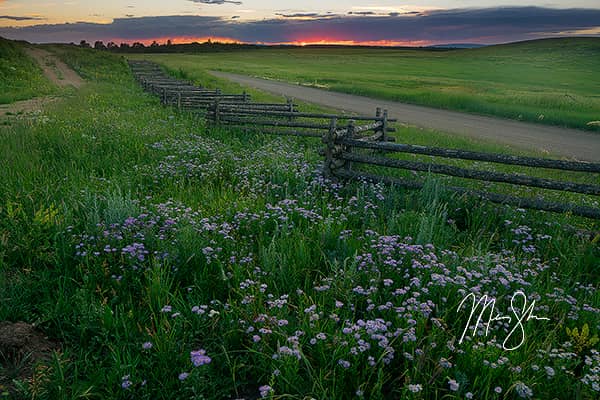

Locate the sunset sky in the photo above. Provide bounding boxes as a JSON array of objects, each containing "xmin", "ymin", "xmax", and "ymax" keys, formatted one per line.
[{"xmin": 1, "ymin": 1, "xmax": 599, "ymax": 45}]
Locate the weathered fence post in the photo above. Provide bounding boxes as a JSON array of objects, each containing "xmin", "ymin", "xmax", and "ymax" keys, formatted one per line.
[
  {"xmin": 287, "ymin": 98, "xmax": 294, "ymax": 121},
  {"xmin": 382, "ymin": 109, "xmax": 388, "ymax": 142},
  {"xmin": 323, "ymin": 117, "xmax": 338, "ymax": 177},
  {"xmin": 177, "ymin": 92, "xmax": 182, "ymax": 111},
  {"xmin": 213, "ymin": 99, "xmax": 221, "ymax": 125},
  {"xmin": 345, "ymin": 120, "xmax": 355, "ymax": 171},
  {"xmin": 162, "ymin": 88, "xmax": 167, "ymax": 105},
  {"xmin": 243, "ymin": 91, "xmax": 249, "ymax": 102}
]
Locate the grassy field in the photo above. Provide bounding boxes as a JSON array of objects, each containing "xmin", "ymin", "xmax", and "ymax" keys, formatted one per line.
[
  {"xmin": 0, "ymin": 38, "xmax": 56, "ymax": 104},
  {"xmin": 130, "ymin": 48, "xmax": 600, "ymax": 210},
  {"xmin": 136, "ymin": 38, "xmax": 600, "ymax": 131},
  {"xmin": 1, "ymin": 43, "xmax": 599, "ymax": 399}
]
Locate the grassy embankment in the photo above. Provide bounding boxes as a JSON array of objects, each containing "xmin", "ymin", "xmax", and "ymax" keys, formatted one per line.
[
  {"xmin": 0, "ymin": 38, "xmax": 56, "ymax": 104},
  {"xmin": 139, "ymin": 38, "xmax": 600, "ymax": 131},
  {"xmin": 0, "ymin": 43, "xmax": 599, "ymax": 399}
]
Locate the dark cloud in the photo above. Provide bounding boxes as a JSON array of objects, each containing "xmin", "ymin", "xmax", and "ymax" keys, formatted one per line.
[
  {"xmin": 1, "ymin": 7, "xmax": 599, "ymax": 45},
  {"xmin": 0, "ymin": 15, "xmax": 44, "ymax": 21},
  {"xmin": 188, "ymin": 0, "xmax": 242, "ymax": 5},
  {"xmin": 348, "ymin": 11, "xmax": 376, "ymax": 16},
  {"xmin": 231, "ymin": 16, "xmax": 239, "ymax": 19},
  {"xmin": 275, "ymin": 12, "xmax": 336, "ymax": 19}
]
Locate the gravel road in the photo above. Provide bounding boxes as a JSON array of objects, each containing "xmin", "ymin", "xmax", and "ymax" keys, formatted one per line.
[{"xmin": 211, "ymin": 71, "xmax": 600, "ymax": 162}]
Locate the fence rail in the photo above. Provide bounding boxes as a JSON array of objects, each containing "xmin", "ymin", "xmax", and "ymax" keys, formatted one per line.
[{"xmin": 128, "ymin": 60, "xmax": 600, "ymax": 220}]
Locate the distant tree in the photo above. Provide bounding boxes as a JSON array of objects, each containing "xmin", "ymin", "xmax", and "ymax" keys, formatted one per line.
[
  {"xmin": 106, "ymin": 41, "xmax": 118, "ymax": 50},
  {"xmin": 150, "ymin": 40, "xmax": 159, "ymax": 48},
  {"xmin": 120, "ymin": 42, "xmax": 131, "ymax": 50},
  {"xmin": 94, "ymin": 40, "xmax": 106, "ymax": 50},
  {"xmin": 79, "ymin": 40, "xmax": 90, "ymax": 48},
  {"xmin": 166, "ymin": 39, "xmax": 173, "ymax": 47},
  {"xmin": 132, "ymin": 42, "xmax": 145, "ymax": 49}
]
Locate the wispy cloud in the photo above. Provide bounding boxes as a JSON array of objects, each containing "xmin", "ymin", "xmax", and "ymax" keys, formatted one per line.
[
  {"xmin": 0, "ymin": 7, "xmax": 599, "ymax": 45},
  {"xmin": 275, "ymin": 12, "xmax": 337, "ymax": 19},
  {"xmin": 188, "ymin": 0, "xmax": 242, "ymax": 5},
  {"xmin": 0, "ymin": 15, "xmax": 44, "ymax": 21}
]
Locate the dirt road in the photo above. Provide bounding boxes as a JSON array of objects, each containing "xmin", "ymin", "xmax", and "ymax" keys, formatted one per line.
[
  {"xmin": 25, "ymin": 47, "xmax": 84, "ymax": 88},
  {"xmin": 211, "ymin": 71, "xmax": 600, "ymax": 162},
  {"xmin": 2, "ymin": 48, "xmax": 83, "ymax": 120}
]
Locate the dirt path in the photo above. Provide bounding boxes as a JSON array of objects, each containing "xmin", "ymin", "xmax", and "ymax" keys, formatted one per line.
[
  {"xmin": 211, "ymin": 71, "xmax": 600, "ymax": 162},
  {"xmin": 0, "ymin": 96, "xmax": 60, "ymax": 119},
  {"xmin": 25, "ymin": 47, "xmax": 84, "ymax": 88},
  {"xmin": 1, "ymin": 48, "xmax": 84, "ymax": 120}
]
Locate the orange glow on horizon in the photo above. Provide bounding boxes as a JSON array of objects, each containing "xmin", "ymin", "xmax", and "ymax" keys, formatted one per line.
[
  {"xmin": 107, "ymin": 36, "xmax": 432, "ymax": 47},
  {"xmin": 274, "ymin": 39, "xmax": 432, "ymax": 47}
]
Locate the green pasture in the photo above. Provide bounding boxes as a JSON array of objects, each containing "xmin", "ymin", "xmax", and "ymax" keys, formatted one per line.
[{"xmin": 135, "ymin": 38, "xmax": 600, "ymax": 131}]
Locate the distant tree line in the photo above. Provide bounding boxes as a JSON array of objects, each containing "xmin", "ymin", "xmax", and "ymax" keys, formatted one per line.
[
  {"xmin": 77, "ymin": 39, "xmax": 265, "ymax": 53},
  {"xmin": 76, "ymin": 39, "xmax": 450, "ymax": 52}
]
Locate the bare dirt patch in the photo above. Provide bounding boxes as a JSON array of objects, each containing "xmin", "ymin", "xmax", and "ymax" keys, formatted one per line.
[
  {"xmin": 0, "ymin": 321, "xmax": 57, "ymax": 395},
  {"xmin": 0, "ymin": 96, "xmax": 59, "ymax": 122},
  {"xmin": 24, "ymin": 47, "xmax": 84, "ymax": 89}
]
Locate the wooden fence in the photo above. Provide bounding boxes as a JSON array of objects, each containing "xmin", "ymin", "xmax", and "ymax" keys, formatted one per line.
[
  {"xmin": 325, "ymin": 136, "xmax": 600, "ymax": 219},
  {"xmin": 129, "ymin": 60, "xmax": 251, "ymax": 111},
  {"xmin": 206, "ymin": 102, "xmax": 396, "ymax": 141},
  {"xmin": 129, "ymin": 60, "xmax": 600, "ymax": 220}
]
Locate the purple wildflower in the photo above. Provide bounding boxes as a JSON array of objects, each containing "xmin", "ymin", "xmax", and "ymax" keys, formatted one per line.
[
  {"xmin": 515, "ymin": 382, "xmax": 533, "ymax": 398},
  {"xmin": 259, "ymin": 385, "xmax": 272, "ymax": 398},
  {"xmin": 408, "ymin": 384, "xmax": 422, "ymax": 393},
  {"xmin": 190, "ymin": 349, "xmax": 212, "ymax": 366},
  {"xmin": 448, "ymin": 379, "xmax": 459, "ymax": 391},
  {"xmin": 121, "ymin": 375, "xmax": 132, "ymax": 389}
]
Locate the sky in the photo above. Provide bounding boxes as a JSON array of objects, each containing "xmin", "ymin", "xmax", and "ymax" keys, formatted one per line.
[{"xmin": 1, "ymin": 1, "xmax": 599, "ymax": 46}]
